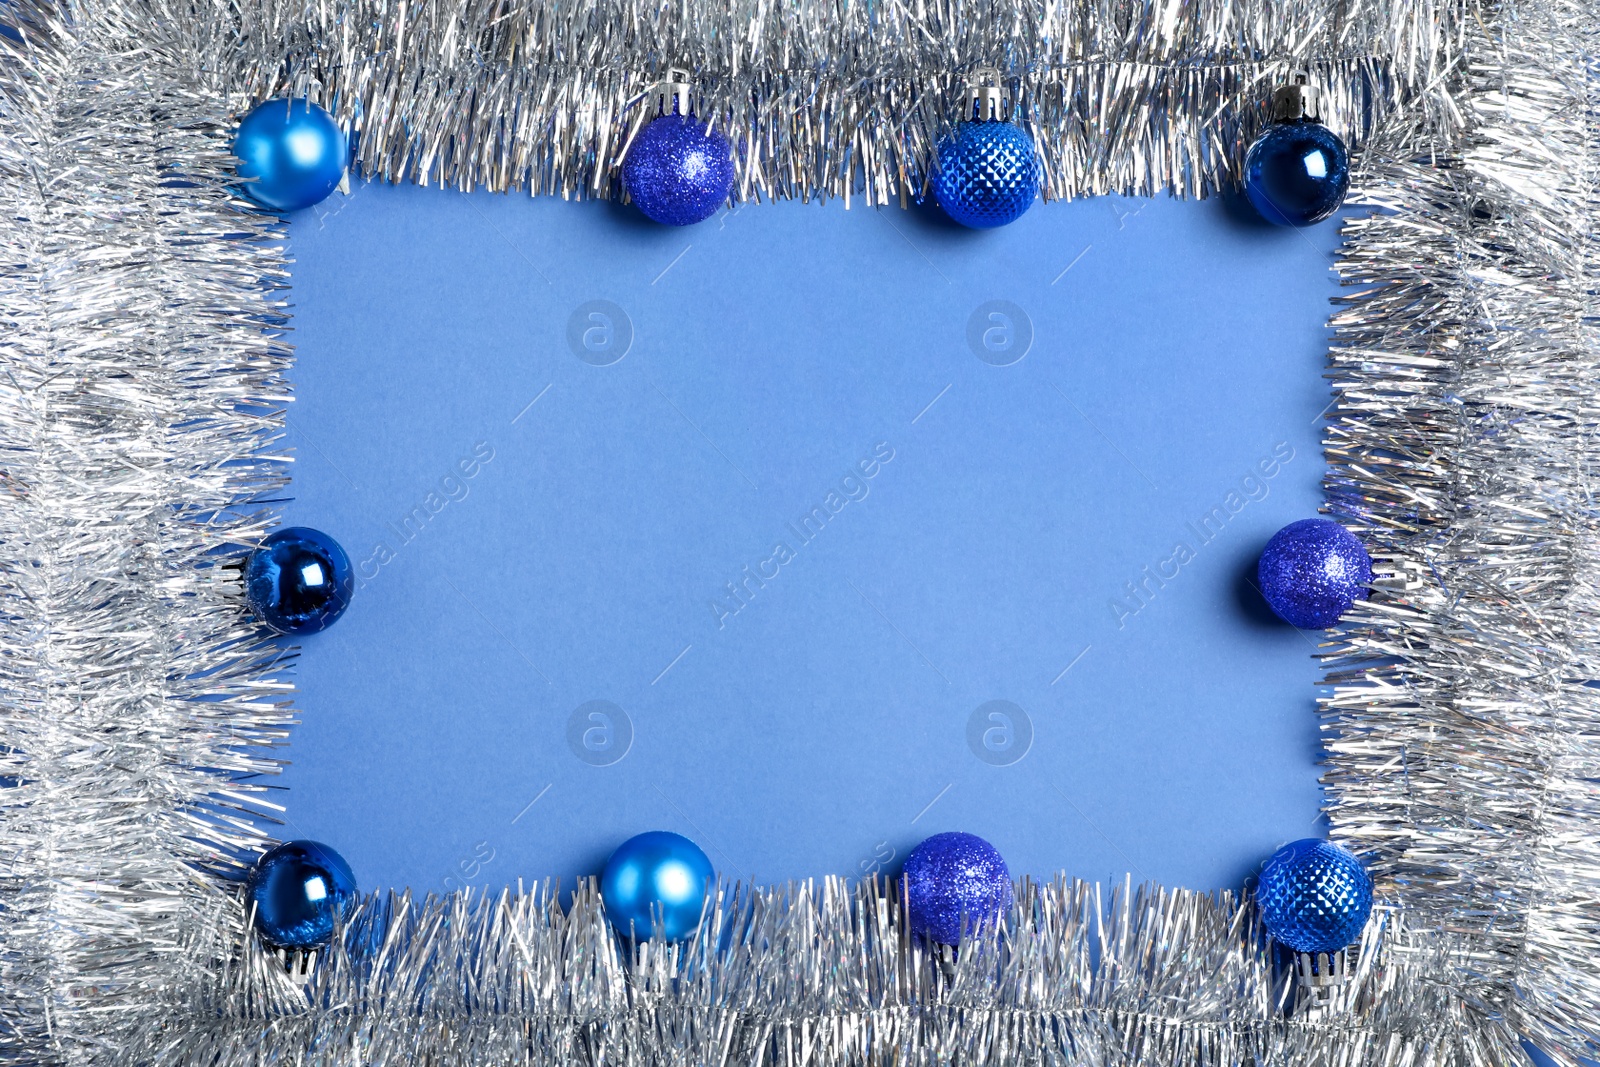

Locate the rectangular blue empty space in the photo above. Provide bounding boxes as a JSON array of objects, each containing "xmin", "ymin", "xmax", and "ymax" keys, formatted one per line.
[{"xmin": 275, "ymin": 183, "xmax": 1344, "ymax": 898}]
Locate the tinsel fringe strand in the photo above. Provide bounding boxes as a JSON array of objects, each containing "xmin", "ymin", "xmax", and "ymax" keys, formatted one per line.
[
  {"xmin": 239, "ymin": 0, "xmax": 1464, "ymax": 204},
  {"xmin": 0, "ymin": 1, "xmax": 298, "ymax": 1063},
  {"xmin": 1319, "ymin": 0, "xmax": 1600, "ymax": 1059},
  {"xmin": 0, "ymin": 0, "xmax": 1596, "ymax": 1064},
  {"xmin": 139, "ymin": 881, "xmax": 1491, "ymax": 1067}
]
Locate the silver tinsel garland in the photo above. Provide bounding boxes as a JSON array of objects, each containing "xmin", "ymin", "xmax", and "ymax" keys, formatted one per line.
[{"xmin": 1, "ymin": 0, "xmax": 1595, "ymax": 1064}]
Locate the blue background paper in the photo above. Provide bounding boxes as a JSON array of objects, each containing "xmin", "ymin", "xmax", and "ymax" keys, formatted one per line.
[{"xmin": 274, "ymin": 183, "xmax": 1346, "ymax": 898}]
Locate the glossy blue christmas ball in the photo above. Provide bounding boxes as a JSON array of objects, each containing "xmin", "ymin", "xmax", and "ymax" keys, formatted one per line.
[
  {"xmin": 622, "ymin": 113, "xmax": 735, "ymax": 226},
  {"xmin": 1243, "ymin": 120, "xmax": 1350, "ymax": 227},
  {"xmin": 233, "ymin": 99, "xmax": 348, "ymax": 213},
  {"xmin": 244, "ymin": 527, "xmax": 354, "ymax": 635},
  {"xmin": 931, "ymin": 121, "xmax": 1038, "ymax": 229},
  {"xmin": 1255, "ymin": 838, "xmax": 1373, "ymax": 953},
  {"xmin": 601, "ymin": 830, "xmax": 715, "ymax": 941},
  {"xmin": 902, "ymin": 831, "xmax": 1014, "ymax": 945},
  {"xmin": 245, "ymin": 840, "xmax": 358, "ymax": 949},
  {"xmin": 1257, "ymin": 518, "xmax": 1371, "ymax": 629}
]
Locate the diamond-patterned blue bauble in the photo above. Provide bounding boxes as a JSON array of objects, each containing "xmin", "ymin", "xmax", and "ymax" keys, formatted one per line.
[
  {"xmin": 903, "ymin": 831, "xmax": 1014, "ymax": 945},
  {"xmin": 931, "ymin": 121, "xmax": 1038, "ymax": 229},
  {"xmin": 246, "ymin": 840, "xmax": 358, "ymax": 949},
  {"xmin": 1256, "ymin": 838, "xmax": 1373, "ymax": 953},
  {"xmin": 1244, "ymin": 120, "xmax": 1350, "ymax": 227},
  {"xmin": 1257, "ymin": 518, "xmax": 1371, "ymax": 629},
  {"xmin": 244, "ymin": 526, "xmax": 355, "ymax": 635},
  {"xmin": 622, "ymin": 113, "xmax": 735, "ymax": 226}
]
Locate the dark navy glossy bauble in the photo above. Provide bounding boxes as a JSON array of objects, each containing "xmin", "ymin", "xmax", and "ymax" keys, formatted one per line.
[
  {"xmin": 1255, "ymin": 838, "xmax": 1373, "ymax": 954},
  {"xmin": 1243, "ymin": 120, "xmax": 1350, "ymax": 226},
  {"xmin": 931, "ymin": 121, "xmax": 1038, "ymax": 229},
  {"xmin": 601, "ymin": 831, "xmax": 715, "ymax": 941},
  {"xmin": 1257, "ymin": 518, "xmax": 1371, "ymax": 629},
  {"xmin": 622, "ymin": 114, "xmax": 735, "ymax": 226},
  {"xmin": 902, "ymin": 831, "xmax": 1014, "ymax": 945},
  {"xmin": 244, "ymin": 527, "xmax": 354, "ymax": 635},
  {"xmin": 233, "ymin": 99, "xmax": 348, "ymax": 213},
  {"xmin": 246, "ymin": 840, "xmax": 358, "ymax": 949}
]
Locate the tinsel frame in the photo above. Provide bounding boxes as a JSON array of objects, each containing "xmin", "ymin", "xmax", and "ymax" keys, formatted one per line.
[{"xmin": 0, "ymin": 0, "xmax": 1594, "ymax": 1064}]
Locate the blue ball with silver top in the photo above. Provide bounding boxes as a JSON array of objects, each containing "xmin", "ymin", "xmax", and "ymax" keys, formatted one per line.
[
  {"xmin": 931, "ymin": 68, "xmax": 1038, "ymax": 229},
  {"xmin": 1257, "ymin": 518, "xmax": 1371, "ymax": 629},
  {"xmin": 1243, "ymin": 77, "xmax": 1350, "ymax": 227},
  {"xmin": 232, "ymin": 99, "xmax": 348, "ymax": 213},
  {"xmin": 902, "ymin": 831, "xmax": 1014, "ymax": 946},
  {"xmin": 600, "ymin": 830, "xmax": 715, "ymax": 941},
  {"xmin": 1255, "ymin": 838, "xmax": 1373, "ymax": 954},
  {"xmin": 246, "ymin": 840, "xmax": 358, "ymax": 949},
  {"xmin": 622, "ymin": 69, "xmax": 736, "ymax": 227},
  {"xmin": 244, "ymin": 526, "xmax": 355, "ymax": 635}
]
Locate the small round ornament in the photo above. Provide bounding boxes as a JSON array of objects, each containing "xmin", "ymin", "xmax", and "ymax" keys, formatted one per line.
[
  {"xmin": 1243, "ymin": 78, "xmax": 1350, "ymax": 227},
  {"xmin": 601, "ymin": 830, "xmax": 714, "ymax": 941},
  {"xmin": 246, "ymin": 840, "xmax": 358, "ymax": 949},
  {"xmin": 1257, "ymin": 518, "xmax": 1371, "ymax": 629},
  {"xmin": 1255, "ymin": 838, "xmax": 1373, "ymax": 954},
  {"xmin": 622, "ymin": 70, "xmax": 735, "ymax": 227},
  {"xmin": 233, "ymin": 99, "xmax": 348, "ymax": 213},
  {"xmin": 931, "ymin": 70, "xmax": 1038, "ymax": 229},
  {"xmin": 902, "ymin": 831, "xmax": 1014, "ymax": 946},
  {"xmin": 244, "ymin": 526, "xmax": 355, "ymax": 635}
]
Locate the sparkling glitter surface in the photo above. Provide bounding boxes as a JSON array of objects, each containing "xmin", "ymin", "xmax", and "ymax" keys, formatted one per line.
[
  {"xmin": 902, "ymin": 832, "xmax": 1014, "ymax": 945},
  {"xmin": 1256, "ymin": 518, "xmax": 1371, "ymax": 629},
  {"xmin": 930, "ymin": 121, "xmax": 1039, "ymax": 229},
  {"xmin": 1255, "ymin": 839, "xmax": 1373, "ymax": 954},
  {"xmin": 621, "ymin": 114, "xmax": 735, "ymax": 226}
]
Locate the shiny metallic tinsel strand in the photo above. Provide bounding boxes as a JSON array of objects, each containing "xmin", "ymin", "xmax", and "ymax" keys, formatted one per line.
[
  {"xmin": 1318, "ymin": 0, "xmax": 1600, "ymax": 1063},
  {"xmin": 3, "ymin": 0, "xmax": 1597, "ymax": 1064},
  {"xmin": 137, "ymin": 879, "xmax": 1472, "ymax": 1066},
  {"xmin": 0, "ymin": 1, "xmax": 297, "ymax": 1061},
  {"xmin": 230, "ymin": 0, "xmax": 1463, "ymax": 205}
]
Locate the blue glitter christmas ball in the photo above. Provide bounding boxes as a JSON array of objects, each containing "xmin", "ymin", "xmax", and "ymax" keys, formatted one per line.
[
  {"xmin": 622, "ymin": 114, "xmax": 735, "ymax": 226},
  {"xmin": 233, "ymin": 99, "xmax": 348, "ymax": 213},
  {"xmin": 244, "ymin": 527, "xmax": 354, "ymax": 635},
  {"xmin": 902, "ymin": 831, "xmax": 1014, "ymax": 945},
  {"xmin": 1255, "ymin": 838, "xmax": 1373, "ymax": 953},
  {"xmin": 931, "ymin": 121, "xmax": 1038, "ymax": 229},
  {"xmin": 245, "ymin": 840, "xmax": 358, "ymax": 949},
  {"xmin": 1257, "ymin": 518, "xmax": 1371, "ymax": 629},
  {"xmin": 601, "ymin": 831, "xmax": 715, "ymax": 941},
  {"xmin": 1243, "ymin": 120, "xmax": 1349, "ymax": 227}
]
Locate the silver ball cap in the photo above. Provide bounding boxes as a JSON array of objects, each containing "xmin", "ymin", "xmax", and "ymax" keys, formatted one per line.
[
  {"xmin": 965, "ymin": 66, "xmax": 1008, "ymax": 122},
  {"xmin": 1271, "ymin": 74, "xmax": 1324, "ymax": 123}
]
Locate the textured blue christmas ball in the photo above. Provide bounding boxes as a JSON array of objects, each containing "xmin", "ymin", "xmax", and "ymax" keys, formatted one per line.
[
  {"xmin": 902, "ymin": 831, "xmax": 1014, "ymax": 945},
  {"xmin": 246, "ymin": 840, "xmax": 358, "ymax": 949},
  {"xmin": 244, "ymin": 526, "xmax": 354, "ymax": 635},
  {"xmin": 1255, "ymin": 838, "xmax": 1373, "ymax": 953},
  {"xmin": 1243, "ymin": 120, "xmax": 1350, "ymax": 227},
  {"xmin": 931, "ymin": 121, "xmax": 1038, "ymax": 229},
  {"xmin": 1257, "ymin": 518, "xmax": 1371, "ymax": 629},
  {"xmin": 622, "ymin": 114, "xmax": 735, "ymax": 226},
  {"xmin": 601, "ymin": 831, "xmax": 715, "ymax": 941},
  {"xmin": 233, "ymin": 99, "xmax": 348, "ymax": 213}
]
